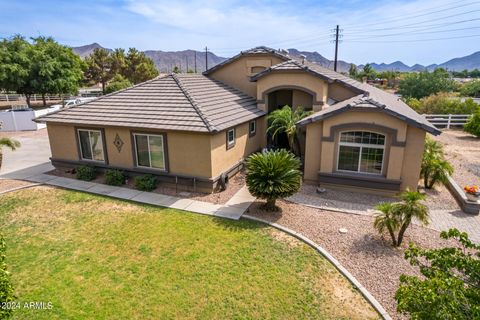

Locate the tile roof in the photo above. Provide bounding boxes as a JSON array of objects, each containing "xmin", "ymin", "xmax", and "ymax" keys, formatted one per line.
[
  {"xmin": 203, "ymin": 46, "xmax": 290, "ymax": 75},
  {"xmin": 36, "ymin": 74, "xmax": 265, "ymax": 133},
  {"xmin": 252, "ymin": 59, "xmax": 440, "ymax": 135}
]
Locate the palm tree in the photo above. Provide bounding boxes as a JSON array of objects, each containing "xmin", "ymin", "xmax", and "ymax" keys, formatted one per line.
[
  {"xmin": 421, "ymin": 137, "xmax": 453, "ymax": 189},
  {"xmin": 245, "ymin": 150, "xmax": 301, "ymax": 211},
  {"xmin": 373, "ymin": 190, "xmax": 429, "ymax": 247},
  {"xmin": 0, "ymin": 138, "xmax": 20, "ymax": 170},
  {"xmin": 267, "ymin": 105, "xmax": 311, "ymax": 156}
]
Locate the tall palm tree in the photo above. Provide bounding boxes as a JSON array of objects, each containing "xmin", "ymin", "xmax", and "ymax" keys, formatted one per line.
[
  {"xmin": 0, "ymin": 138, "xmax": 21, "ymax": 170},
  {"xmin": 373, "ymin": 190, "xmax": 429, "ymax": 247},
  {"xmin": 267, "ymin": 105, "xmax": 311, "ymax": 156}
]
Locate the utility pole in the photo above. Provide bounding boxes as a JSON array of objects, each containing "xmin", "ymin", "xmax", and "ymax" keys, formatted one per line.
[
  {"xmin": 205, "ymin": 46, "xmax": 208, "ymax": 71},
  {"xmin": 194, "ymin": 51, "xmax": 197, "ymax": 73},
  {"xmin": 331, "ymin": 25, "xmax": 342, "ymax": 72}
]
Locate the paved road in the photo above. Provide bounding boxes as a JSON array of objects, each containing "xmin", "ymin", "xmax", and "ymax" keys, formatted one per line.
[{"xmin": 0, "ymin": 129, "xmax": 51, "ymax": 175}]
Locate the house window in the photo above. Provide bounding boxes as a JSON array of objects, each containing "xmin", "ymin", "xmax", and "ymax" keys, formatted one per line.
[
  {"xmin": 77, "ymin": 129, "xmax": 105, "ymax": 162},
  {"xmin": 133, "ymin": 133, "xmax": 166, "ymax": 170},
  {"xmin": 337, "ymin": 131, "xmax": 385, "ymax": 175},
  {"xmin": 249, "ymin": 120, "xmax": 256, "ymax": 136},
  {"xmin": 226, "ymin": 128, "xmax": 236, "ymax": 149}
]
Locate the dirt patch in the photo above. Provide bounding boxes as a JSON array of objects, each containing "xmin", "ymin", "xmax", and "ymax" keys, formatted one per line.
[
  {"xmin": 248, "ymin": 199, "xmax": 455, "ymax": 319},
  {"xmin": 0, "ymin": 179, "xmax": 35, "ymax": 193}
]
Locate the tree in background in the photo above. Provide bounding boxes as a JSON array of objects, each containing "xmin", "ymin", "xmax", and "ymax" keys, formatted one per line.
[
  {"xmin": 420, "ymin": 137, "xmax": 453, "ymax": 189},
  {"xmin": 105, "ymin": 74, "xmax": 133, "ymax": 94},
  {"xmin": 0, "ymin": 235, "xmax": 15, "ymax": 320},
  {"xmin": 374, "ymin": 190, "xmax": 429, "ymax": 247},
  {"xmin": 406, "ymin": 92, "xmax": 478, "ymax": 115},
  {"xmin": 398, "ymin": 68, "xmax": 457, "ymax": 99},
  {"xmin": 460, "ymin": 80, "xmax": 480, "ymax": 97},
  {"xmin": 464, "ymin": 106, "xmax": 480, "ymax": 137},
  {"xmin": 84, "ymin": 48, "xmax": 114, "ymax": 94},
  {"xmin": 30, "ymin": 37, "xmax": 84, "ymax": 107},
  {"xmin": 172, "ymin": 66, "xmax": 180, "ymax": 74},
  {"xmin": 348, "ymin": 64, "xmax": 357, "ymax": 78},
  {"xmin": 124, "ymin": 48, "xmax": 159, "ymax": 84},
  {"xmin": 396, "ymin": 229, "xmax": 480, "ymax": 319},
  {"xmin": 245, "ymin": 150, "xmax": 301, "ymax": 211},
  {"xmin": 110, "ymin": 48, "xmax": 128, "ymax": 77},
  {"xmin": 358, "ymin": 63, "xmax": 376, "ymax": 80}
]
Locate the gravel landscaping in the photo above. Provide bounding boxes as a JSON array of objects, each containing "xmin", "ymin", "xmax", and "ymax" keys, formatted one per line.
[{"xmin": 248, "ymin": 200, "xmax": 454, "ymax": 319}]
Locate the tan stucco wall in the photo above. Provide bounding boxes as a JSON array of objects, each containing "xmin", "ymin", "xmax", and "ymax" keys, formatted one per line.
[
  {"xmin": 400, "ymin": 126, "xmax": 426, "ymax": 190},
  {"xmin": 47, "ymin": 123, "xmax": 78, "ymax": 161},
  {"xmin": 303, "ymin": 110, "xmax": 425, "ymax": 192},
  {"xmin": 328, "ymin": 83, "xmax": 358, "ymax": 102},
  {"xmin": 256, "ymin": 72, "xmax": 328, "ymax": 112},
  {"xmin": 210, "ymin": 119, "xmax": 265, "ymax": 178},
  {"xmin": 208, "ymin": 55, "xmax": 285, "ymax": 97},
  {"xmin": 292, "ymin": 89, "xmax": 313, "ymax": 110},
  {"xmin": 167, "ymin": 131, "xmax": 212, "ymax": 178}
]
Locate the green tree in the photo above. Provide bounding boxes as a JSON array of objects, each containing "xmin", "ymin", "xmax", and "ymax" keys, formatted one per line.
[
  {"xmin": 124, "ymin": 48, "xmax": 158, "ymax": 84},
  {"xmin": 105, "ymin": 74, "xmax": 132, "ymax": 94},
  {"xmin": 398, "ymin": 69, "xmax": 457, "ymax": 99},
  {"xmin": 374, "ymin": 190, "xmax": 429, "ymax": 247},
  {"xmin": 110, "ymin": 48, "xmax": 128, "ymax": 76},
  {"xmin": 396, "ymin": 229, "xmax": 480, "ymax": 319},
  {"xmin": 0, "ymin": 138, "xmax": 20, "ymax": 170},
  {"xmin": 358, "ymin": 63, "xmax": 376, "ymax": 80},
  {"xmin": 0, "ymin": 235, "xmax": 15, "ymax": 320},
  {"xmin": 245, "ymin": 150, "xmax": 301, "ymax": 211},
  {"xmin": 460, "ymin": 80, "xmax": 480, "ymax": 97},
  {"xmin": 464, "ymin": 106, "xmax": 480, "ymax": 137},
  {"xmin": 30, "ymin": 37, "xmax": 84, "ymax": 107},
  {"xmin": 0, "ymin": 36, "xmax": 34, "ymax": 106},
  {"xmin": 348, "ymin": 64, "xmax": 357, "ymax": 78},
  {"xmin": 84, "ymin": 48, "xmax": 114, "ymax": 94},
  {"xmin": 406, "ymin": 92, "xmax": 478, "ymax": 115},
  {"xmin": 172, "ymin": 66, "xmax": 180, "ymax": 74},
  {"xmin": 421, "ymin": 137, "xmax": 453, "ymax": 189},
  {"xmin": 267, "ymin": 105, "xmax": 312, "ymax": 156}
]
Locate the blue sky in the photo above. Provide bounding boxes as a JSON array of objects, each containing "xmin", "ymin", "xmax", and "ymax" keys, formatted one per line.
[{"xmin": 0, "ymin": 0, "xmax": 479, "ymax": 66}]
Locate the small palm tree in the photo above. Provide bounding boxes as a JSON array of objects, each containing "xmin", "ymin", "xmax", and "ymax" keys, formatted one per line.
[
  {"xmin": 0, "ymin": 138, "xmax": 20, "ymax": 170},
  {"xmin": 267, "ymin": 105, "xmax": 311, "ymax": 156},
  {"xmin": 374, "ymin": 190, "xmax": 429, "ymax": 247},
  {"xmin": 245, "ymin": 150, "xmax": 301, "ymax": 211},
  {"xmin": 421, "ymin": 137, "xmax": 453, "ymax": 189}
]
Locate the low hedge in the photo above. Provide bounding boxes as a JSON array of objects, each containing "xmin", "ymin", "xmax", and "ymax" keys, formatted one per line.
[
  {"xmin": 75, "ymin": 165, "xmax": 96, "ymax": 181},
  {"xmin": 134, "ymin": 175, "xmax": 157, "ymax": 191},
  {"xmin": 105, "ymin": 169, "xmax": 126, "ymax": 186}
]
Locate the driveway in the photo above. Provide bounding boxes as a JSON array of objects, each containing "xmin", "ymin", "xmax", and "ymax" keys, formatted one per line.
[{"xmin": 0, "ymin": 129, "xmax": 52, "ymax": 176}]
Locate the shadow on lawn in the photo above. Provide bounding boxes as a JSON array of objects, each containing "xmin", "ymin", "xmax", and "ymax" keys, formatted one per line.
[{"xmin": 211, "ymin": 215, "xmax": 269, "ymax": 232}]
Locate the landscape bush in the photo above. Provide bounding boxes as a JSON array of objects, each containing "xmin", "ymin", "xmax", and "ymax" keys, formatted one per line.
[
  {"xmin": 245, "ymin": 150, "xmax": 301, "ymax": 211},
  {"xmin": 460, "ymin": 79, "xmax": 480, "ymax": 97},
  {"xmin": 134, "ymin": 174, "xmax": 157, "ymax": 191},
  {"xmin": 0, "ymin": 235, "xmax": 15, "ymax": 320},
  {"xmin": 464, "ymin": 106, "xmax": 480, "ymax": 137},
  {"xmin": 398, "ymin": 69, "xmax": 456, "ymax": 99},
  {"xmin": 105, "ymin": 169, "xmax": 126, "ymax": 186},
  {"xmin": 406, "ymin": 92, "xmax": 478, "ymax": 114},
  {"xmin": 420, "ymin": 137, "xmax": 453, "ymax": 189},
  {"xmin": 75, "ymin": 165, "xmax": 96, "ymax": 181}
]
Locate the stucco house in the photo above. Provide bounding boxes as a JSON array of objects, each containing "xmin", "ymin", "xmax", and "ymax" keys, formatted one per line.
[{"xmin": 37, "ymin": 46, "xmax": 440, "ymax": 194}]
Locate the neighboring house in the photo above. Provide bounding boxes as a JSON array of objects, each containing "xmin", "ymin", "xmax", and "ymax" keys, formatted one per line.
[{"xmin": 37, "ymin": 46, "xmax": 440, "ymax": 194}]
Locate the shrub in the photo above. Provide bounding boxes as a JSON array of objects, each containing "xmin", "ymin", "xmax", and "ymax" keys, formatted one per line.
[
  {"xmin": 134, "ymin": 174, "xmax": 157, "ymax": 191},
  {"xmin": 464, "ymin": 106, "xmax": 480, "ymax": 137},
  {"xmin": 75, "ymin": 165, "xmax": 96, "ymax": 181},
  {"xmin": 398, "ymin": 69, "xmax": 456, "ymax": 99},
  {"xmin": 245, "ymin": 150, "xmax": 301, "ymax": 211},
  {"xmin": 460, "ymin": 79, "xmax": 480, "ymax": 97},
  {"xmin": 105, "ymin": 169, "xmax": 126, "ymax": 186},
  {"xmin": 0, "ymin": 235, "xmax": 15, "ymax": 320},
  {"xmin": 396, "ymin": 229, "xmax": 480, "ymax": 319},
  {"xmin": 105, "ymin": 74, "xmax": 132, "ymax": 94},
  {"xmin": 406, "ymin": 92, "xmax": 478, "ymax": 115},
  {"xmin": 421, "ymin": 137, "xmax": 453, "ymax": 189},
  {"xmin": 374, "ymin": 190, "xmax": 429, "ymax": 247}
]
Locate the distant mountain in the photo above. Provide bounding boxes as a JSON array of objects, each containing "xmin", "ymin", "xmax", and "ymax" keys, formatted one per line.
[{"xmin": 72, "ymin": 43, "xmax": 480, "ymax": 73}]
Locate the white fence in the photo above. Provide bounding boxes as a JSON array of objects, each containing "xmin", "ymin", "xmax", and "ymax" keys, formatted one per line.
[
  {"xmin": 423, "ymin": 114, "xmax": 472, "ymax": 129},
  {"xmin": 0, "ymin": 106, "xmax": 61, "ymax": 132}
]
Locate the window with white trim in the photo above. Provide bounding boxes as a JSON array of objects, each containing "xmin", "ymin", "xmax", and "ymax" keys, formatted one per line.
[
  {"xmin": 226, "ymin": 128, "xmax": 235, "ymax": 149},
  {"xmin": 77, "ymin": 129, "xmax": 105, "ymax": 162},
  {"xmin": 249, "ymin": 120, "xmax": 256, "ymax": 136},
  {"xmin": 133, "ymin": 133, "xmax": 166, "ymax": 170},
  {"xmin": 337, "ymin": 131, "xmax": 385, "ymax": 175}
]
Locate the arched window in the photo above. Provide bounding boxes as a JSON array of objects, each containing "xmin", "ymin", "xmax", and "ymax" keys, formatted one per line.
[{"xmin": 337, "ymin": 131, "xmax": 385, "ymax": 175}]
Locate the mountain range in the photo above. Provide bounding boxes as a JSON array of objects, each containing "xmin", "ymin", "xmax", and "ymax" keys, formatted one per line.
[{"xmin": 72, "ymin": 43, "xmax": 480, "ymax": 73}]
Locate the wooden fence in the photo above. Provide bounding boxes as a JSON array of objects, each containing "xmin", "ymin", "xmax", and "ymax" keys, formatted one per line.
[{"xmin": 423, "ymin": 114, "xmax": 472, "ymax": 129}]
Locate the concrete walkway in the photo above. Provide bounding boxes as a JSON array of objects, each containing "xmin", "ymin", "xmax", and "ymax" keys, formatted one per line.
[{"xmin": 0, "ymin": 164, "xmax": 255, "ymax": 220}]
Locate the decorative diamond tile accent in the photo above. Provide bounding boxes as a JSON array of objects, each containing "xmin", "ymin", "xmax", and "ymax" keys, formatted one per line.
[{"xmin": 113, "ymin": 133, "xmax": 124, "ymax": 152}]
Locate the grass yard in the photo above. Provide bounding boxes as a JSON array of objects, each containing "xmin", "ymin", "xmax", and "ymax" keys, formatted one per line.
[{"xmin": 0, "ymin": 187, "xmax": 378, "ymax": 319}]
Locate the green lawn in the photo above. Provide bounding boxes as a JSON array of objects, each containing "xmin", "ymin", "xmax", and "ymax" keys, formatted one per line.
[{"xmin": 1, "ymin": 187, "xmax": 378, "ymax": 319}]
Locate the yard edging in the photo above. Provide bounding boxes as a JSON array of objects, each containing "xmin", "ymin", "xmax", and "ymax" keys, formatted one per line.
[{"xmin": 242, "ymin": 214, "xmax": 393, "ymax": 320}]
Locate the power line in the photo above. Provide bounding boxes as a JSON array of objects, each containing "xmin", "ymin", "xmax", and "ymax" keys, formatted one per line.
[
  {"xmin": 344, "ymin": 25, "xmax": 480, "ymax": 40},
  {"xmin": 344, "ymin": 33, "xmax": 480, "ymax": 43}
]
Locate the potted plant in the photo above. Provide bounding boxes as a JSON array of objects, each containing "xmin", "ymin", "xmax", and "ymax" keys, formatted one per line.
[{"xmin": 464, "ymin": 185, "xmax": 480, "ymax": 202}]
